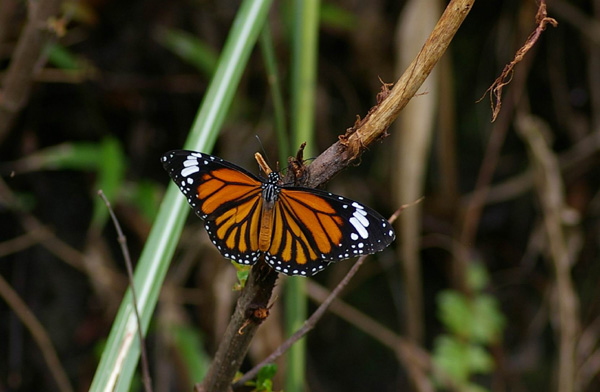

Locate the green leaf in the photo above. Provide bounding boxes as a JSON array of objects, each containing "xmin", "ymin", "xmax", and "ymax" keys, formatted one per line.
[
  {"xmin": 432, "ymin": 335, "xmax": 471, "ymax": 383},
  {"xmin": 255, "ymin": 363, "xmax": 277, "ymax": 391},
  {"xmin": 471, "ymin": 294, "xmax": 506, "ymax": 344},
  {"xmin": 46, "ymin": 43, "xmax": 83, "ymax": 70},
  {"xmin": 438, "ymin": 290, "xmax": 472, "ymax": 339},
  {"xmin": 233, "ymin": 263, "xmax": 251, "ymax": 291},
  {"xmin": 433, "ymin": 336, "xmax": 494, "ymax": 387},
  {"xmin": 155, "ymin": 27, "xmax": 218, "ymax": 77},
  {"xmin": 122, "ymin": 180, "xmax": 162, "ymax": 222},
  {"xmin": 466, "ymin": 344, "xmax": 495, "ymax": 373},
  {"xmin": 90, "ymin": 137, "xmax": 126, "ymax": 230},
  {"xmin": 10, "ymin": 142, "xmax": 102, "ymax": 173}
]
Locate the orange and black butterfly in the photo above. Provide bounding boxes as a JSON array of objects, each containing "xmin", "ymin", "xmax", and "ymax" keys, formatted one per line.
[{"xmin": 162, "ymin": 150, "xmax": 395, "ymax": 276}]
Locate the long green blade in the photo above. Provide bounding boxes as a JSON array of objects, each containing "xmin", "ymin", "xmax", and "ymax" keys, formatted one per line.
[
  {"xmin": 89, "ymin": 1, "xmax": 273, "ymax": 390},
  {"xmin": 285, "ymin": 0, "xmax": 320, "ymax": 391}
]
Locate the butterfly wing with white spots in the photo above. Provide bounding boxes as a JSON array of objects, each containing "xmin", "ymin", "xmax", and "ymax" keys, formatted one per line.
[{"xmin": 263, "ymin": 186, "xmax": 395, "ymax": 276}]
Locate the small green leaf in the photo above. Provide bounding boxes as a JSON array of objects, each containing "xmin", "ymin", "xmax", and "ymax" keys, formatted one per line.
[
  {"xmin": 233, "ymin": 263, "xmax": 251, "ymax": 290},
  {"xmin": 10, "ymin": 142, "xmax": 102, "ymax": 173},
  {"xmin": 46, "ymin": 43, "xmax": 83, "ymax": 70},
  {"xmin": 90, "ymin": 137, "xmax": 126, "ymax": 230},
  {"xmin": 471, "ymin": 295, "xmax": 506, "ymax": 344},
  {"xmin": 155, "ymin": 27, "xmax": 218, "ymax": 76},
  {"xmin": 255, "ymin": 363, "xmax": 277, "ymax": 392},
  {"xmin": 433, "ymin": 335, "xmax": 471, "ymax": 383},
  {"xmin": 438, "ymin": 291, "xmax": 472, "ymax": 339},
  {"xmin": 466, "ymin": 344, "xmax": 495, "ymax": 373}
]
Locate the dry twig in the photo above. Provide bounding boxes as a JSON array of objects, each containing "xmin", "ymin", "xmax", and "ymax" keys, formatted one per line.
[{"xmin": 481, "ymin": 0, "xmax": 557, "ymax": 122}]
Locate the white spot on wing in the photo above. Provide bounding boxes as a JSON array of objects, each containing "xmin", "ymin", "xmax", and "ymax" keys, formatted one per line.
[
  {"xmin": 353, "ymin": 209, "xmax": 369, "ymax": 227},
  {"xmin": 349, "ymin": 217, "xmax": 369, "ymax": 239},
  {"xmin": 181, "ymin": 166, "xmax": 199, "ymax": 177}
]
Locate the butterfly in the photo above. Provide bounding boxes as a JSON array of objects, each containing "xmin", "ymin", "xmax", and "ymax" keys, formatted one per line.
[{"xmin": 161, "ymin": 150, "xmax": 395, "ymax": 276}]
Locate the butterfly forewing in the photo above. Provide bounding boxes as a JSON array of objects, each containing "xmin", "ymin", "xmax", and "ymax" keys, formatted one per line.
[
  {"xmin": 161, "ymin": 150, "xmax": 264, "ymax": 265},
  {"xmin": 264, "ymin": 187, "xmax": 395, "ymax": 276}
]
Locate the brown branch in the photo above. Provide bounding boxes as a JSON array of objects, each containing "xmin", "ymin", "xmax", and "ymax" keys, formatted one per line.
[
  {"xmin": 0, "ymin": 0, "xmax": 63, "ymax": 144},
  {"xmin": 199, "ymin": 262, "xmax": 279, "ymax": 392},
  {"xmin": 200, "ymin": 1, "xmax": 475, "ymax": 389}
]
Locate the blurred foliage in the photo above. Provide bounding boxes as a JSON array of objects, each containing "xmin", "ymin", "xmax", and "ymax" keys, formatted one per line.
[{"xmin": 433, "ymin": 263, "xmax": 505, "ymax": 391}]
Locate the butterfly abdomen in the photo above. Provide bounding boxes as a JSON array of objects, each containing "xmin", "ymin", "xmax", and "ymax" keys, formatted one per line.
[{"xmin": 258, "ymin": 172, "xmax": 282, "ymax": 252}]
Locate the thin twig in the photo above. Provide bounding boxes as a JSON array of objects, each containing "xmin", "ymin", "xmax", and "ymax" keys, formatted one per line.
[
  {"xmin": 0, "ymin": 274, "xmax": 74, "ymax": 392},
  {"xmin": 0, "ymin": 177, "xmax": 127, "ymax": 293},
  {"xmin": 304, "ymin": 280, "xmax": 435, "ymax": 392},
  {"xmin": 98, "ymin": 190, "xmax": 153, "ymax": 392},
  {"xmin": 480, "ymin": 0, "xmax": 557, "ymax": 121},
  {"xmin": 0, "ymin": 230, "xmax": 47, "ymax": 257},
  {"xmin": 233, "ymin": 206, "xmax": 413, "ymax": 388}
]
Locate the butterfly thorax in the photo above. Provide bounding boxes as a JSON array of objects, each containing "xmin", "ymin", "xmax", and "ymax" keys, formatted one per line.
[
  {"xmin": 261, "ymin": 172, "xmax": 282, "ymax": 203},
  {"xmin": 258, "ymin": 172, "xmax": 282, "ymax": 251}
]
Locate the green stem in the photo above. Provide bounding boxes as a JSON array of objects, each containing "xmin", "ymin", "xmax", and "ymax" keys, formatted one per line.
[
  {"xmin": 285, "ymin": 0, "xmax": 320, "ymax": 391},
  {"xmin": 259, "ymin": 25, "xmax": 290, "ymax": 163}
]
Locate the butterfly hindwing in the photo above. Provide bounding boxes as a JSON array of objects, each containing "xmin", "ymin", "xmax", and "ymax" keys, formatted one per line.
[
  {"xmin": 265, "ymin": 186, "xmax": 395, "ymax": 276},
  {"xmin": 161, "ymin": 150, "xmax": 264, "ymax": 265}
]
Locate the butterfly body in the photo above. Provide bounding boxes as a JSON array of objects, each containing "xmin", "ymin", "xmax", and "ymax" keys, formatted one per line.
[{"xmin": 162, "ymin": 150, "xmax": 395, "ymax": 276}]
